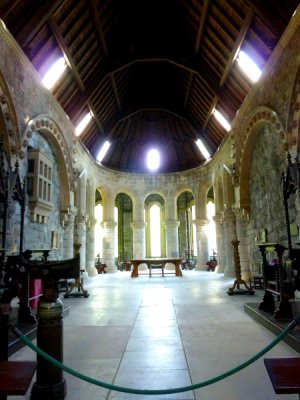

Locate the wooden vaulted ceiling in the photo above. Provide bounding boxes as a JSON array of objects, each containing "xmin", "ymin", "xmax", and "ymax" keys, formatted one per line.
[{"xmin": 0, "ymin": 0, "xmax": 299, "ymax": 173}]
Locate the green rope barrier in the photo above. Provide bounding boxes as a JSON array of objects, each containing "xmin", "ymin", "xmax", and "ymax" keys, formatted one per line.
[{"xmin": 13, "ymin": 317, "xmax": 298, "ymax": 396}]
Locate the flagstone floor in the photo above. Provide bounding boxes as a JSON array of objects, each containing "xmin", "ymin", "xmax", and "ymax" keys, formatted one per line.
[{"xmin": 8, "ymin": 270, "xmax": 299, "ymax": 400}]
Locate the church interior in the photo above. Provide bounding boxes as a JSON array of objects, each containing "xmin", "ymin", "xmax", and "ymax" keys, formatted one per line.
[{"xmin": 1, "ymin": 1, "xmax": 300, "ymax": 399}]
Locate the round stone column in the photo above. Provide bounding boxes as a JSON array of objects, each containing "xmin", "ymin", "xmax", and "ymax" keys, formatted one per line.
[
  {"xmin": 131, "ymin": 221, "xmax": 147, "ymax": 258},
  {"xmin": 223, "ymin": 208, "xmax": 236, "ymax": 277},
  {"xmin": 164, "ymin": 220, "xmax": 180, "ymax": 257},
  {"xmin": 74, "ymin": 216, "xmax": 87, "ymax": 272},
  {"xmin": 234, "ymin": 208, "xmax": 251, "ymax": 281},
  {"xmin": 85, "ymin": 217, "xmax": 97, "ymax": 276},
  {"xmin": 62, "ymin": 206, "xmax": 77, "ymax": 259},
  {"xmin": 213, "ymin": 213, "xmax": 226, "ymax": 273},
  {"xmin": 194, "ymin": 218, "xmax": 209, "ymax": 270},
  {"xmin": 102, "ymin": 220, "xmax": 117, "ymax": 272}
]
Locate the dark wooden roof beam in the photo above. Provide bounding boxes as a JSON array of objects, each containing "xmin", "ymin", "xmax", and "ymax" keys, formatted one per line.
[
  {"xmin": 184, "ymin": 73, "xmax": 194, "ymax": 108},
  {"xmin": 110, "ymin": 74, "xmax": 122, "ymax": 110},
  {"xmin": 0, "ymin": 1, "xmax": 21, "ymax": 20},
  {"xmin": 67, "ymin": 57, "xmax": 232, "ymax": 122},
  {"xmin": 220, "ymin": 7, "xmax": 254, "ymax": 87},
  {"xmin": 88, "ymin": 105, "xmax": 105, "ymax": 134},
  {"xmin": 48, "ymin": 16, "xmax": 85, "ymax": 91},
  {"xmin": 195, "ymin": 0, "xmax": 211, "ymax": 54},
  {"xmin": 15, "ymin": 0, "xmax": 65, "ymax": 48},
  {"xmin": 244, "ymin": 0, "xmax": 289, "ymax": 36},
  {"xmin": 88, "ymin": 0, "xmax": 108, "ymax": 57}
]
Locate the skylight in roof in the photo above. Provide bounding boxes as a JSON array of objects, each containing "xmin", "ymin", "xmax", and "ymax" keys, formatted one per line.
[
  {"xmin": 75, "ymin": 112, "xmax": 92, "ymax": 136},
  {"xmin": 236, "ymin": 50, "xmax": 262, "ymax": 83},
  {"xmin": 42, "ymin": 57, "xmax": 67, "ymax": 89},
  {"xmin": 147, "ymin": 149, "xmax": 160, "ymax": 171},
  {"xmin": 195, "ymin": 139, "xmax": 211, "ymax": 160},
  {"xmin": 97, "ymin": 140, "xmax": 111, "ymax": 163},
  {"xmin": 213, "ymin": 109, "xmax": 231, "ymax": 132}
]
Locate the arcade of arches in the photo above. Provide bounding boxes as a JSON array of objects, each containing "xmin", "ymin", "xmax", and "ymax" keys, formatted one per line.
[{"xmin": 1, "ymin": 14, "xmax": 300, "ymax": 287}]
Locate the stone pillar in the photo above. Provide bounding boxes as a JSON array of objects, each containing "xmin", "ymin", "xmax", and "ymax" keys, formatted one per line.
[
  {"xmin": 102, "ymin": 220, "xmax": 117, "ymax": 272},
  {"xmin": 74, "ymin": 175, "xmax": 87, "ymax": 271},
  {"xmin": 62, "ymin": 206, "xmax": 77, "ymax": 259},
  {"xmin": 213, "ymin": 213, "xmax": 226, "ymax": 273},
  {"xmin": 164, "ymin": 220, "xmax": 180, "ymax": 257},
  {"xmin": 101, "ymin": 188, "xmax": 117, "ymax": 272},
  {"xmin": 164, "ymin": 194, "xmax": 180, "ymax": 258},
  {"xmin": 194, "ymin": 218, "xmax": 209, "ymax": 270},
  {"xmin": 223, "ymin": 208, "xmax": 236, "ymax": 277},
  {"xmin": 86, "ymin": 217, "xmax": 97, "ymax": 276},
  {"xmin": 234, "ymin": 208, "xmax": 251, "ymax": 282},
  {"xmin": 131, "ymin": 195, "xmax": 146, "ymax": 259},
  {"xmin": 131, "ymin": 221, "xmax": 147, "ymax": 258},
  {"xmin": 74, "ymin": 217, "xmax": 87, "ymax": 271}
]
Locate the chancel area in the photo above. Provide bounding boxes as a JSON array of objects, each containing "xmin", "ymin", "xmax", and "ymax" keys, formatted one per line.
[{"xmin": 1, "ymin": 1, "xmax": 300, "ymax": 399}]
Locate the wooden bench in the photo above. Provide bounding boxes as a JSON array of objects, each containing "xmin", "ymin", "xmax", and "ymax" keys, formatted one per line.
[
  {"xmin": 149, "ymin": 264, "xmax": 164, "ymax": 277},
  {"xmin": 0, "ymin": 361, "xmax": 37, "ymax": 399},
  {"xmin": 264, "ymin": 358, "xmax": 300, "ymax": 398}
]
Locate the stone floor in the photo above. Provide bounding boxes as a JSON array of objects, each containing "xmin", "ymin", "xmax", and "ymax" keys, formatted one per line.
[{"xmin": 8, "ymin": 271, "xmax": 300, "ymax": 400}]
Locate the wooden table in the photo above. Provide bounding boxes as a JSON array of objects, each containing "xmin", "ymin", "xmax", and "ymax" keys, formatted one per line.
[
  {"xmin": 0, "ymin": 361, "xmax": 37, "ymax": 398},
  {"xmin": 130, "ymin": 258, "xmax": 183, "ymax": 277},
  {"xmin": 264, "ymin": 358, "xmax": 300, "ymax": 397}
]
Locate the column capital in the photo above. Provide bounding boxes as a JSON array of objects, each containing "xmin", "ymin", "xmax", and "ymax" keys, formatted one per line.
[
  {"xmin": 223, "ymin": 208, "xmax": 236, "ymax": 221},
  {"xmin": 102, "ymin": 220, "xmax": 117, "ymax": 229},
  {"xmin": 232, "ymin": 206, "xmax": 249, "ymax": 222},
  {"xmin": 193, "ymin": 218, "xmax": 208, "ymax": 227},
  {"xmin": 131, "ymin": 221, "xmax": 147, "ymax": 230},
  {"xmin": 87, "ymin": 217, "xmax": 97, "ymax": 228},
  {"xmin": 164, "ymin": 220, "xmax": 180, "ymax": 229},
  {"xmin": 213, "ymin": 213, "xmax": 223, "ymax": 223}
]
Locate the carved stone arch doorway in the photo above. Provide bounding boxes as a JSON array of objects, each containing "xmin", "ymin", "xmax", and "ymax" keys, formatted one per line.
[
  {"xmin": 22, "ymin": 115, "xmax": 72, "ymax": 219},
  {"xmin": 238, "ymin": 107, "xmax": 285, "ymax": 214}
]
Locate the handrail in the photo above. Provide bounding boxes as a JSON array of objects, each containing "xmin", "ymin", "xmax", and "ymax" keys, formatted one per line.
[{"xmin": 13, "ymin": 317, "xmax": 299, "ymax": 396}]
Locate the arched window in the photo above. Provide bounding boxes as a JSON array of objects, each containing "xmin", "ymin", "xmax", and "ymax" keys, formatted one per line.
[
  {"xmin": 205, "ymin": 200, "xmax": 217, "ymax": 257},
  {"xmin": 150, "ymin": 203, "xmax": 161, "ymax": 257},
  {"xmin": 114, "ymin": 206, "xmax": 118, "ymax": 258},
  {"xmin": 191, "ymin": 204, "xmax": 197, "ymax": 256}
]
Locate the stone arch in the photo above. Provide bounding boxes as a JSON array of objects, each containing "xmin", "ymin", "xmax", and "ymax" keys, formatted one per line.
[
  {"xmin": 22, "ymin": 115, "xmax": 72, "ymax": 212},
  {"xmin": 115, "ymin": 189, "xmax": 134, "ymax": 204},
  {"xmin": 174, "ymin": 187, "xmax": 195, "ymax": 200},
  {"xmin": 0, "ymin": 70, "xmax": 21, "ymax": 163},
  {"xmin": 237, "ymin": 107, "xmax": 285, "ymax": 212}
]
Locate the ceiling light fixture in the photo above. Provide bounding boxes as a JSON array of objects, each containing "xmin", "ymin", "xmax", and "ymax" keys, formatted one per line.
[
  {"xmin": 42, "ymin": 57, "xmax": 67, "ymax": 89},
  {"xmin": 213, "ymin": 109, "xmax": 231, "ymax": 132},
  {"xmin": 195, "ymin": 139, "xmax": 211, "ymax": 160},
  {"xmin": 97, "ymin": 140, "xmax": 111, "ymax": 163},
  {"xmin": 236, "ymin": 50, "xmax": 262, "ymax": 83},
  {"xmin": 75, "ymin": 112, "xmax": 92, "ymax": 136}
]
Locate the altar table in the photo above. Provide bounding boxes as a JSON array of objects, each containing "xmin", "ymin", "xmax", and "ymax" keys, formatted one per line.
[{"xmin": 130, "ymin": 258, "xmax": 183, "ymax": 277}]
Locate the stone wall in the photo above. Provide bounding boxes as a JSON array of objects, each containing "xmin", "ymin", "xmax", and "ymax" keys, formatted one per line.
[{"xmin": 247, "ymin": 124, "xmax": 296, "ymax": 268}]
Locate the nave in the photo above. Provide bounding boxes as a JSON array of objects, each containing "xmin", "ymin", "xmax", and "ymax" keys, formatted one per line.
[{"xmin": 8, "ymin": 271, "xmax": 299, "ymax": 400}]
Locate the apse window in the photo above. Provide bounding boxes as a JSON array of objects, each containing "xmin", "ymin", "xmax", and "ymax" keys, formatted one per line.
[
  {"xmin": 42, "ymin": 57, "xmax": 67, "ymax": 89},
  {"xmin": 150, "ymin": 204, "xmax": 161, "ymax": 257},
  {"xmin": 97, "ymin": 140, "xmax": 111, "ymax": 163},
  {"xmin": 236, "ymin": 50, "xmax": 262, "ymax": 83},
  {"xmin": 213, "ymin": 109, "xmax": 231, "ymax": 132},
  {"xmin": 75, "ymin": 112, "xmax": 92, "ymax": 136},
  {"xmin": 147, "ymin": 149, "xmax": 160, "ymax": 171},
  {"xmin": 195, "ymin": 139, "xmax": 211, "ymax": 160}
]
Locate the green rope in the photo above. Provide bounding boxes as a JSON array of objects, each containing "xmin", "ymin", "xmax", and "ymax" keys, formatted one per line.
[{"xmin": 13, "ymin": 318, "xmax": 298, "ymax": 396}]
